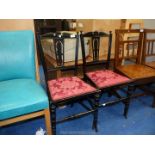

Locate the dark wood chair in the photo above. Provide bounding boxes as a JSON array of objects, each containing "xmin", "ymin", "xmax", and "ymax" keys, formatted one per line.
[
  {"xmin": 36, "ymin": 32, "xmax": 100, "ymax": 134},
  {"xmin": 80, "ymin": 31, "xmax": 133, "ymax": 118},
  {"xmin": 114, "ymin": 29, "xmax": 155, "ymax": 113}
]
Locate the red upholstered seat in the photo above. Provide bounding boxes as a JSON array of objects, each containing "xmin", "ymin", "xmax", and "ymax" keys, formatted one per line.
[
  {"xmin": 48, "ymin": 77, "xmax": 96, "ymax": 101},
  {"xmin": 86, "ymin": 70, "xmax": 130, "ymax": 88}
]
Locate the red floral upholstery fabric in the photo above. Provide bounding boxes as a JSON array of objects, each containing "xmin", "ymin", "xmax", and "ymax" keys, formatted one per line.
[
  {"xmin": 86, "ymin": 70, "xmax": 130, "ymax": 88},
  {"xmin": 48, "ymin": 77, "xmax": 96, "ymax": 101}
]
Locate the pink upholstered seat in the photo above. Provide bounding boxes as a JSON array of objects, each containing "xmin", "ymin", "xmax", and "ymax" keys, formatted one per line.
[
  {"xmin": 48, "ymin": 77, "xmax": 96, "ymax": 102},
  {"xmin": 86, "ymin": 70, "xmax": 130, "ymax": 88}
]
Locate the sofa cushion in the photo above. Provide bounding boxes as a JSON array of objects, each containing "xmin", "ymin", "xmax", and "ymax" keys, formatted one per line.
[{"xmin": 0, "ymin": 79, "xmax": 49, "ymax": 120}]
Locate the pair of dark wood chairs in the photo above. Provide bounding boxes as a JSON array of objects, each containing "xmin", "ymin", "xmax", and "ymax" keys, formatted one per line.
[
  {"xmin": 37, "ymin": 31, "xmax": 133, "ymax": 134},
  {"xmin": 114, "ymin": 29, "xmax": 155, "ymax": 114}
]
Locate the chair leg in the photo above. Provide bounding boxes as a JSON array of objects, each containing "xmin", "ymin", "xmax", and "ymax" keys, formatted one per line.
[
  {"xmin": 123, "ymin": 101, "xmax": 130, "ymax": 119},
  {"xmin": 108, "ymin": 89, "xmax": 112, "ymax": 97},
  {"xmin": 51, "ymin": 104, "xmax": 56, "ymax": 135},
  {"xmin": 70, "ymin": 103, "xmax": 74, "ymax": 107},
  {"xmin": 152, "ymin": 95, "xmax": 155, "ymax": 108},
  {"xmin": 92, "ymin": 92, "xmax": 100, "ymax": 132},
  {"xmin": 44, "ymin": 108, "xmax": 52, "ymax": 135},
  {"xmin": 123, "ymin": 85, "xmax": 134, "ymax": 119}
]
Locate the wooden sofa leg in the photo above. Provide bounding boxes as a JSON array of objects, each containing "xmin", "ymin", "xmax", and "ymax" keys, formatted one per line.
[{"xmin": 44, "ymin": 108, "xmax": 52, "ymax": 135}]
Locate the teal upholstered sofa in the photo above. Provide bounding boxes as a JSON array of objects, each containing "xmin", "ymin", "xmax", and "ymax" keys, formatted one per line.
[{"xmin": 0, "ymin": 30, "xmax": 51, "ymax": 134}]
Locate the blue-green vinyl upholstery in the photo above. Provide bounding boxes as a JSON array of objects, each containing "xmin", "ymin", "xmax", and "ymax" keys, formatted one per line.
[
  {"xmin": 0, "ymin": 79, "xmax": 49, "ymax": 120},
  {"xmin": 0, "ymin": 30, "xmax": 49, "ymax": 121},
  {"xmin": 0, "ymin": 30, "xmax": 36, "ymax": 81}
]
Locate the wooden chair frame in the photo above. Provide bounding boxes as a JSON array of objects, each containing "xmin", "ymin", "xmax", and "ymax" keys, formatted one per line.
[
  {"xmin": 37, "ymin": 32, "xmax": 100, "ymax": 134},
  {"xmin": 0, "ymin": 108, "xmax": 52, "ymax": 135},
  {"xmin": 142, "ymin": 29, "xmax": 155, "ymax": 68},
  {"xmin": 115, "ymin": 29, "xmax": 144, "ymax": 67},
  {"xmin": 80, "ymin": 31, "xmax": 133, "ymax": 119},
  {"xmin": 115, "ymin": 29, "xmax": 155, "ymax": 115}
]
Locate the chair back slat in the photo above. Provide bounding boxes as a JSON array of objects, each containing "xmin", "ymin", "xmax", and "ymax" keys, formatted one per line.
[
  {"xmin": 92, "ymin": 34, "xmax": 100, "ymax": 61},
  {"xmin": 145, "ymin": 40, "xmax": 155, "ymax": 56},
  {"xmin": 53, "ymin": 37, "xmax": 64, "ymax": 66},
  {"xmin": 142, "ymin": 29, "xmax": 155, "ymax": 64}
]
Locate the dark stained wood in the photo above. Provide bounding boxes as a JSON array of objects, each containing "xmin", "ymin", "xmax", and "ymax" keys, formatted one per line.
[
  {"xmin": 81, "ymin": 31, "xmax": 133, "ymax": 119},
  {"xmin": 81, "ymin": 31, "xmax": 113, "ymax": 74},
  {"xmin": 36, "ymin": 32, "xmax": 100, "ymax": 134},
  {"xmin": 44, "ymin": 52, "xmax": 114, "ymax": 78}
]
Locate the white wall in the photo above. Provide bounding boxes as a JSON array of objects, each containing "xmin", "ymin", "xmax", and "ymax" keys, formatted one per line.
[{"xmin": 144, "ymin": 19, "xmax": 155, "ymax": 28}]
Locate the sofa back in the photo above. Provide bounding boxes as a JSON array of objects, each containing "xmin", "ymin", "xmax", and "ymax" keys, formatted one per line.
[{"xmin": 0, "ymin": 30, "xmax": 36, "ymax": 81}]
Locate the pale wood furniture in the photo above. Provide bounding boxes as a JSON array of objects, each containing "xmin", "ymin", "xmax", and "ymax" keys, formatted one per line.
[
  {"xmin": 1, "ymin": 109, "xmax": 51, "ymax": 135},
  {"xmin": 114, "ymin": 29, "xmax": 155, "ymax": 116}
]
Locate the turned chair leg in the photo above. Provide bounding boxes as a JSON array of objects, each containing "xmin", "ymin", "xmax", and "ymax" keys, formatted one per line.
[
  {"xmin": 92, "ymin": 92, "xmax": 100, "ymax": 132},
  {"xmin": 51, "ymin": 104, "xmax": 56, "ymax": 135},
  {"xmin": 152, "ymin": 95, "xmax": 155, "ymax": 108},
  {"xmin": 44, "ymin": 108, "xmax": 52, "ymax": 135},
  {"xmin": 123, "ymin": 85, "xmax": 134, "ymax": 119},
  {"xmin": 123, "ymin": 101, "xmax": 130, "ymax": 119},
  {"xmin": 108, "ymin": 88, "xmax": 112, "ymax": 97}
]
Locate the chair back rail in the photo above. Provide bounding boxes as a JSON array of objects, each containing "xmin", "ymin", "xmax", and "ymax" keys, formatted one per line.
[
  {"xmin": 37, "ymin": 32, "xmax": 79, "ymax": 81},
  {"xmin": 80, "ymin": 31, "xmax": 112, "ymax": 74}
]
